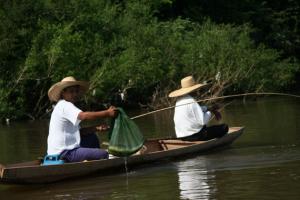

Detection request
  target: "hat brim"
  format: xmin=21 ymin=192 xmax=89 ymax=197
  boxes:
xmin=168 ymin=83 xmax=207 ymax=98
xmin=48 ymin=81 xmax=89 ymax=102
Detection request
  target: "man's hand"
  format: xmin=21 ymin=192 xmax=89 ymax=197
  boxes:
xmin=208 ymin=104 xmax=222 ymax=121
xmin=208 ymin=104 xmax=220 ymax=111
xmin=106 ymin=106 xmax=118 ymax=118
xmin=211 ymin=110 xmax=222 ymax=120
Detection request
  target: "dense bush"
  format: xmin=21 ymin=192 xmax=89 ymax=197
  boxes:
xmin=0 ymin=0 xmax=299 ymax=120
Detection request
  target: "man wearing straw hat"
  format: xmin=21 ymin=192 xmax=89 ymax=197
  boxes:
xmin=169 ymin=75 xmax=228 ymax=141
xmin=47 ymin=76 xmax=117 ymax=162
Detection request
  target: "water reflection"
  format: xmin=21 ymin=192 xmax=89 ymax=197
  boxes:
xmin=176 ymin=157 xmax=216 ymax=200
xmin=1 ymin=97 xmax=300 ymax=200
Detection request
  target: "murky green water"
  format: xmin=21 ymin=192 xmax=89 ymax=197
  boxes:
xmin=1 ymin=97 xmax=300 ymax=199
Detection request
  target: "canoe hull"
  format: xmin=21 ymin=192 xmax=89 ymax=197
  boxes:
xmin=0 ymin=127 xmax=244 ymax=184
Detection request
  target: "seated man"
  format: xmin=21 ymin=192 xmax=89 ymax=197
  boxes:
xmin=47 ymin=76 xmax=117 ymax=162
xmin=169 ymin=75 xmax=228 ymax=141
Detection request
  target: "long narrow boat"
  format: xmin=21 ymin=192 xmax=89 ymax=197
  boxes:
xmin=0 ymin=127 xmax=244 ymax=184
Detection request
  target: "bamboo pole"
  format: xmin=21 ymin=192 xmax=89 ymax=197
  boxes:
xmin=130 ymin=92 xmax=300 ymax=120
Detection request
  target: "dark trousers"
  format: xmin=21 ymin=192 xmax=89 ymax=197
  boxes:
xmin=80 ymin=133 xmax=100 ymax=148
xmin=181 ymin=124 xmax=229 ymax=141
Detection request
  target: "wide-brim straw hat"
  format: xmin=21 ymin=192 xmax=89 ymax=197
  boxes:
xmin=48 ymin=76 xmax=89 ymax=102
xmin=168 ymin=76 xmax=207 ymax=98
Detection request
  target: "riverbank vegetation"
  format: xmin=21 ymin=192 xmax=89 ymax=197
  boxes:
xmin=1 ymin=0 xmax=299 ymax=120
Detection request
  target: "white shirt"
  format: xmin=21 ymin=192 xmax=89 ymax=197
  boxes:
xmin=47 ymin=100 xmax=82 ymax=155
xmin=174 ymin=95 xmax=211 ymax=138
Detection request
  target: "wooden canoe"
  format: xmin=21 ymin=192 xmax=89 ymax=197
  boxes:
xmin=0 ymin=127 xmax=244 ymax=184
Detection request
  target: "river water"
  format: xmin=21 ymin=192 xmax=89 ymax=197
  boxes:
xmin=0 ymin=97 xmax=300 ymax=199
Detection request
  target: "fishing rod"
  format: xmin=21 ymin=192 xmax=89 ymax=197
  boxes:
xmin=130 ymin=92 xmax=300 ymax=120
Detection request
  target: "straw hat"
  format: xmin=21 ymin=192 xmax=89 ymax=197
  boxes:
xmin=168 ymin=76 xmax=207 ymax=98
xmin=48 ymin=76 xmax=89 ymax=102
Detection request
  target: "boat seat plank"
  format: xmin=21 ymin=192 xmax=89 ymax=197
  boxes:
xmin=159 ymin=141 xmax=168 ymax=151
xmin=158 ymin=139 xmax=205 ymax=150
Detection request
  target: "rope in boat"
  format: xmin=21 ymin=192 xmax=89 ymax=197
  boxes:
xmin=130 ymin=92 xmax=300 ymax=120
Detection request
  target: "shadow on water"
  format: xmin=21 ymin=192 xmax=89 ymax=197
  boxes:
xmin=1 ymin=96 xmax=300 ymax=199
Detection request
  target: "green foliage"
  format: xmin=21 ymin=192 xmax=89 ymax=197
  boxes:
xmin=0 ymin=0 xmax=299 ymax=119
xmin=160 ymin=0 xmax=300 ymax=60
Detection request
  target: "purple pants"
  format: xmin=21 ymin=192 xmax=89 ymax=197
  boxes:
xmin=61 ymin=147 xmax=108 ymax=162
xmin=59 ymin=133 xmax=108 ymax=162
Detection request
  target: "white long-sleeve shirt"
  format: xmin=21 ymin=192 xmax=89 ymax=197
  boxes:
xmin=174 ymin=95 xmax=211 ymax=138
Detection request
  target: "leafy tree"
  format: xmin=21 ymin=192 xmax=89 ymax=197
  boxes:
xmin=0 ymin=0 xmax=298 ymax=120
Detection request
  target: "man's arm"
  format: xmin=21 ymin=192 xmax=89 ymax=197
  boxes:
xmin=78 ymin=106 xmax=117 ymax=121
xmin=207 ymin=104 xmax=222 ymax=120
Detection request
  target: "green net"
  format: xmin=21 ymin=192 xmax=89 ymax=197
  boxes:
xmin=108 ymin=108 xmax=145 ymax=157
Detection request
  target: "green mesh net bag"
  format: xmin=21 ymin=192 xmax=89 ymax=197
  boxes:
xmin=108 ymin=108 xmax=145 ymax=157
